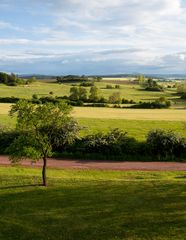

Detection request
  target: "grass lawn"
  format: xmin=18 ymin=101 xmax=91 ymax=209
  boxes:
xmin=0 ymin=167 xmax=186 ymax=240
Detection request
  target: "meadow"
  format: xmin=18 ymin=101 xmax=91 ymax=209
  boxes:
xmin=0 ymin=166 xmax=186 ymax=240
xmin=0 ymin=79 xmax=186 ymax=240
xmin=0 ymin=103 xmax=185 ymax=140
xmin=0 ymin=79 xmax=181 ymax=103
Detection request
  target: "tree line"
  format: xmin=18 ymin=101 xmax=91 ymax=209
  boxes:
xmin=0 ymin=72 xmax=34 ymax=86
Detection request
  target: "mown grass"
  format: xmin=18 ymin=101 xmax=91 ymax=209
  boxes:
xmin=0 ymin=167 xmax=186 ymax=240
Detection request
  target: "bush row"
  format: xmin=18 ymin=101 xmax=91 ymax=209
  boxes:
xmin=1 ymin=128 xmax=186 ymax=161
xmin=0 ymin=96 xmax=171 ymax=109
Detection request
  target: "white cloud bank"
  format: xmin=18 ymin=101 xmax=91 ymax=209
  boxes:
xmin=0 ymin=0 xmax=186 ymax=74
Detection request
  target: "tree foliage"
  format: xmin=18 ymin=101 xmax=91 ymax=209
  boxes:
xmin=8 ymin=100 xmax=80 ymax=186
xmin=0 ymin=72 xmax=27 ymax=86
xmin=109 ymin=92 xmax=121 ymax=104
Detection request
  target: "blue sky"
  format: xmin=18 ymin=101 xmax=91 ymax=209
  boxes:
xmin=0 ymin=0 xmax=186 ymax=74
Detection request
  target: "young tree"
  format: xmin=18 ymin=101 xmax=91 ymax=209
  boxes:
xmin=89 ymin=86 xmax=99 ymax=102
xmin=0 ymin=72 xmax=8 ymax=84
xmin=137 ymin=75 xmax=145 ymax=86
xmin=69 ymin=86 xmax=79 ymax=101
xmin=78 ymin=87 xmax=87 ymax=101
xmin=109 ymin=92 xmax=121 ymax=104
xmin=7 ymin=100 xmax=80 ymax=186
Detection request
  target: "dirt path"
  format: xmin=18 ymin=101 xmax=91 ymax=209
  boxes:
xmin=0 ymin=156 xmax=186 ymax=171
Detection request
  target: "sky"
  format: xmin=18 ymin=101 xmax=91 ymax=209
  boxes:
xmin=0 ymin=0 xmax=186 ymax=75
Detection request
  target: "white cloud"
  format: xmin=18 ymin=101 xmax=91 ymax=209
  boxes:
xmin=1 ymin=0 xmax=186 ymax=73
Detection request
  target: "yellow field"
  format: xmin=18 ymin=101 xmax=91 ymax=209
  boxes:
xmin=0 ymin=104 xmax=186 ymax=121
xmin=72 ymin=107 xmax=186 ymax=121
xmin=0 ymin=103 xmax=11 ymax=114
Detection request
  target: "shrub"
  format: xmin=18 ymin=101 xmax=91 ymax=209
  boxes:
xmin=180 ymin=92 xmax=186 ymax=99
xmin=80 ymin=82 xmax=94 ymax=87
xmin=147 ymin=129 xmax=186 ymax=160
xmin=0 ymin=97 xmax=20 ymax=103
xmin=87 ymin=103 xmax=108 ymax=107
xmin=144 ymin=78 xmax=164 ymax=92
xmin=122 ymin=98 xmax=136 ymax=104
xmin=0 ymin=127 xmax=20 ymax=153
xmin=78 ymin=129 xmax=138 ymax=156
xmin=106 ymin=85 xmax=113 ymax=89
xmin=109 ymin=92 xmax=121 ymax=104
xmin=130 ymin=100 xmax=171 ymax=109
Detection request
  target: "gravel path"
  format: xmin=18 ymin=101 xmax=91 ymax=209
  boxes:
xmin=0 ymin=156 xmax=186 ymax=171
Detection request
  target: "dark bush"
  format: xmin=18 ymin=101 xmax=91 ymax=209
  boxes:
xmin=0 ymin=97 xmax=20 ymax=103
xmin=87 ymin=103 xmax=108 ymax=107
xmin=122 ymin=98 xmax=136 ymax=104
xmin=76 ymin=129 xmax=139 ymax=156
xmin=130 ymin=101 xmax=171 ymax=109
xmin=147 ymin=129 xmax=186 ymax=160
xmin=0 ymin=128 xmax=20 ymax=153
xmin=106 ymin=85 xmax=113 ymax=89
xmin=80 ymin=82 xmax=94 ymax=87
xmin=181 ymin=92 xmax=186 ymax=99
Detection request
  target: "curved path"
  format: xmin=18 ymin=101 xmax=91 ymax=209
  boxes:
xmin=0 ymin=156 xmax=186 ymax=171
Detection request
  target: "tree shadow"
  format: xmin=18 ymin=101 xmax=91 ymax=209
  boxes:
xmin=0 ymin=181 xmax=186 ymax=239
xmin=0 ymin=183 xmax=42 ymax=190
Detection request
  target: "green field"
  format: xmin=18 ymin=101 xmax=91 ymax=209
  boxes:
xmin=0 ymin=82 xmax=71 ymax=98
xmin=78 ymin=118 xmax=186 ymax=140
xmin=0 ymin=79 xmax=185 ymax=141
xmin=0 ymin=104 xmax=185 ymax=140
xmin=0 ymin=167 xmax=186 ymax=240
xmin=0 ymin=80 xmax=183 ymax=104
xmin=96 ymin=81 xmax=178 ymax=102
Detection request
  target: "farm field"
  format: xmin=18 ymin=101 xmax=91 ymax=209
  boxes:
xmin=0 ymin=104 xmax=185 ymax=140
xmin=0 ymin=80 xmax=182 ymax=103
xmin=0 ymin=81 xmax=71 ymax=98
xmin=78 ymin=118 xmax=186 ymax=140
xmin=73 ymin=107 xmax=186 ymax=121
xmin=0 ymin=167 xmax=186 ymax=240
xmin=1 ymin=104 xmax=186 ymax=121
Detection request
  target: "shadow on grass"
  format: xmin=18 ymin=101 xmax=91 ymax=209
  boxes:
xmin=0 ymin=183 xmax=43 ymax=190
xmin=0 ymin=180 xmax=186 ymax=240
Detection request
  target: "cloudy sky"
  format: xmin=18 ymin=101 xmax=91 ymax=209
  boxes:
xmin=0 ymin=0 xmax=186 ymax=74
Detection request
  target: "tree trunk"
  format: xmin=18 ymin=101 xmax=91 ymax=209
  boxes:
xmin=42 ymin=157 xmax=47 ymax=186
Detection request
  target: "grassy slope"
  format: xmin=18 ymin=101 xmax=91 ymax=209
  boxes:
xmin=0 ymin=81 xmax=180 ymax=102
xmin=96 ymin=82 xmax=177 ymax=102
xmin=0 ymin=82 xmax=71 ymax=98
xmin=0 ymin=167 xmax=186 ymax=240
